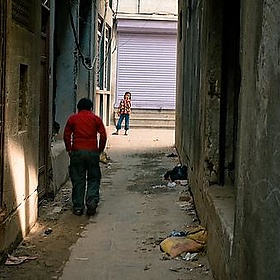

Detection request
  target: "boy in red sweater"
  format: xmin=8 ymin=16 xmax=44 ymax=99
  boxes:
xmin=63 ymin=98 xmax=107 ymax=216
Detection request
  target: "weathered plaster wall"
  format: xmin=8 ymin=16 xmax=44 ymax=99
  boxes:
xmin=233 ymin=1 xmax=280 ymax=279
xmin=176 ymin=1 xmax=232 ymax=279
xmin=48 ymin=0 xmax=79 ymax=196
xmin=0 ymin=1 xmax=41 ymax=258
xmin=177 ymin=0 xmax=280 ymax=279
xmin=50 ymin=0 xmax=116 ymax=194
xmin=55 ymin=0 xmax=78 ymax=131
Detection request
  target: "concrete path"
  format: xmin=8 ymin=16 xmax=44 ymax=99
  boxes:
xmin=59 ymin=128 xmax=212 ymax=280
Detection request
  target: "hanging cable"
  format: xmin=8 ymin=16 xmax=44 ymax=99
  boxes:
xmin=95 ymin=0 xmax=120 ymax=74
xmin=68 ymin=0 xmax=109 ymax=71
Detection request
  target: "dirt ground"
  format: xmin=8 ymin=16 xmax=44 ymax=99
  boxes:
xmin=0 ymin=128 xmax=213 ymax=280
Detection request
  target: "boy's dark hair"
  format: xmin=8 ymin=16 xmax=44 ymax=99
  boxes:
xmin=77 ymin=98 xmax=93 ymax=111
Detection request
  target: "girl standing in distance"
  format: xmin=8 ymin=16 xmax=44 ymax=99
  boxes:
xmin=112 ymin=92 xmax=131 ymax=135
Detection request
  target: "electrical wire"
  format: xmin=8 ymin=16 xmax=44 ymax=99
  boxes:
xmin=96 ymin=0 xmax=119 ymax=74
xmin=68 ymin=0 xmax=109 ymax=71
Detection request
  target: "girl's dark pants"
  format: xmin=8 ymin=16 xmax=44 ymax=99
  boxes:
xmin=69 ymin=150 xmax=101 ymax=211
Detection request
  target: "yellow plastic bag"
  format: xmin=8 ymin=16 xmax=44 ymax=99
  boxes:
xmin=160 ymin=226 xmax=207 ymax=257
xmin=99 ymin=151 xmax=109 ymax=164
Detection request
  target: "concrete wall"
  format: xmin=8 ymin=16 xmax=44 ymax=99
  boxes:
xmin=50 ymin=0 xmax=115 ymax=194
xmin=52 ymin=0 xmax=115 ymax=133
xmin=232 ymin=1 xmax=280 ymax=279
xmin=176 ymin=0 xmax=280 ymax=279
xmin=48 ymin=0 xmax=79 ymax=195
xmin=0 ymin=0 xmax=41 ymax=259
xmin=176 ymin=1 xmax=232 ymax=279
xmin=95 ymin=0 xmax=115 ymax=126
xmin=54 ymin=0 xmax=78 ymax=131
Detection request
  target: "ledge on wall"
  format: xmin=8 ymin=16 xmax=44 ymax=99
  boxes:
xmin=203 ymin=184 xmax=235 ymax=280
xmin=50 ymin=140 xmax=69 ymax=196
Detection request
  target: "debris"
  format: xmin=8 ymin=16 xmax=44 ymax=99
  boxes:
xmin=182 ymin=252 xmax=198 ymax=261
xmin=169 ymin=267 xmax=183 ymax=272
xmin=75 ymin=257 xmax=89 ymax=261
xmin=177 ymin=180 xmax=188 ymax=186
xmin=178 ymin=194 xmax=192 ymax=202
xmin=160 ymin=226 xmax=207 ymax=257
xmin=5 ymin=254 xmax=37 ymax=266
xmin=44 ymin=228 xmax=53 ymax=235
xmin=164 ymin=165 xmax=188 ymax=182
xmin=144 ymin=264 xmax=152 ymax=270
xmin=169 ymin=230 xmax=188 ymax=237
xmin=166 ymin=152 xmax=178 ymax=158
xmin=152 ymin=184 xmax=167 ymax=189
xmin=49 ymin=206 xmax=62 ymax=214
xmin=167 ymin=182 xmax=176 ymax=188
xmin=177 ymin=201 xmax=193 ymax=211
xmin=160 ymin=255 xmax=171 ymax=261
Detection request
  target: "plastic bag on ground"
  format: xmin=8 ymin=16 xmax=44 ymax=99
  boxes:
xmin=160 ymin=225 xmax=207 ymax=257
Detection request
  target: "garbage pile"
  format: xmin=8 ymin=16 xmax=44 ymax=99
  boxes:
xmin=164 ymin=164 xmax=188 ymax=182
xmin=160 ymin=158 xmax=207 ymax=262
xmin=160 ymin=225 xmax=207 ymax=258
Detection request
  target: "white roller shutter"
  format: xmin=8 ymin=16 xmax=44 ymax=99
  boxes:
xmin=116 ymin=32 xmax=177 ymax=109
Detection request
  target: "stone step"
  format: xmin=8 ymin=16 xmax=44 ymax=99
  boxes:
xmin=129 ymin=123 xmax=175 ymax=129
xmin=113 ymin=109 xmax=175 ymax=129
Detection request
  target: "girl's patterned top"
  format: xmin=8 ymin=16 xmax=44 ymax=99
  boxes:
xmin=118 ymin=99 xmax=131 ymax=115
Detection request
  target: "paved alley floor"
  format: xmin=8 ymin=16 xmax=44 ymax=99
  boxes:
xmin=59 ymin=127 xmax=213 ymax=280
xmin=0 ymin=127 xmax=213 ymax=280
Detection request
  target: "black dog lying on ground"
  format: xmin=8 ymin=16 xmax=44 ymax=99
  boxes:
xmin=164 ymin=165 xmax=188 ymax=182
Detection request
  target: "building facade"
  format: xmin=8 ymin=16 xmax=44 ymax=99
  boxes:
xmin=176 ymin=0 xmax=280 ymax=279
xmin=113 ymin=0 xmax=177 ymax=128
xmin=0 ymin=0 xmax=116 ymax=261
xmin=0 ymin=0 xmax=42 ymax=260
xmin=49 ymin=0 xmax=115 ymax=194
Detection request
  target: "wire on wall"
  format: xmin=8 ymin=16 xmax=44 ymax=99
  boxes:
xmin=96 ymin=0 xmax=119 ymax=74
xmin=68 ymin=0 xmax=109 ymax=71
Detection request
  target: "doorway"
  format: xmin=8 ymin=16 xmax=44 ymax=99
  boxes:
xmin=38 ymin=1 xmax=51 ymax=200
xmin=0 ymin=0 xmax=7 ymax=206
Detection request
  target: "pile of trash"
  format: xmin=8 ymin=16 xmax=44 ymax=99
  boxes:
xmin=160 ymin=225 xmax=207 ymax=258
xmin=164 ymin=164 xmax=188 ymax=182
xmin=160 ymin=155 xmax=206 ymax=260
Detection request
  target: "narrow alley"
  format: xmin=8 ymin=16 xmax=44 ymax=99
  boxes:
xmin=0 ymin=128 xmax=212 ymax=280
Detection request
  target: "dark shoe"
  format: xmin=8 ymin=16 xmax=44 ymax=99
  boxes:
xmin=86 ymin=204 xmax=98 ymax=216
xmin=86 ymin=208 xmax=96 ymax=216
xmin=73 ymin=209 xmax=83 ymax=216
xmin=112 ymin=131 xmax=119 ymax=135
xmin=124 ymin=130 xmax=128 ymax=136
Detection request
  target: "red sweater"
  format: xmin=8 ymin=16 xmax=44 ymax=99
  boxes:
xmin=63 ymin=110 xmax=107 ymax=153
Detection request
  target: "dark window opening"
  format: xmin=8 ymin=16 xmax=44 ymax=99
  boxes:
xmin=12 ymin=0 xmax=35 ymax=31
xmin=99 ymin=94 xmax=104 ymax=120
xmin=0 ymin=0 xmax=7 ymax=206
xmin=219 ymin=0 xmax=241 ymax=186
xmin=18 ymin=64 xmax=28 ymax=132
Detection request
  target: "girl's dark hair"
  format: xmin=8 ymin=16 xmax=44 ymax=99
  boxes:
xmin=124 ymin=92 xmax=131 ymax=98
xmin=77 ymin=98 xmax=93 ymax=111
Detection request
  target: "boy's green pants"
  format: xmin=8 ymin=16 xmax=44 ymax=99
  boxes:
xmin=69 ymin=150 xmax=101 ymax=211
